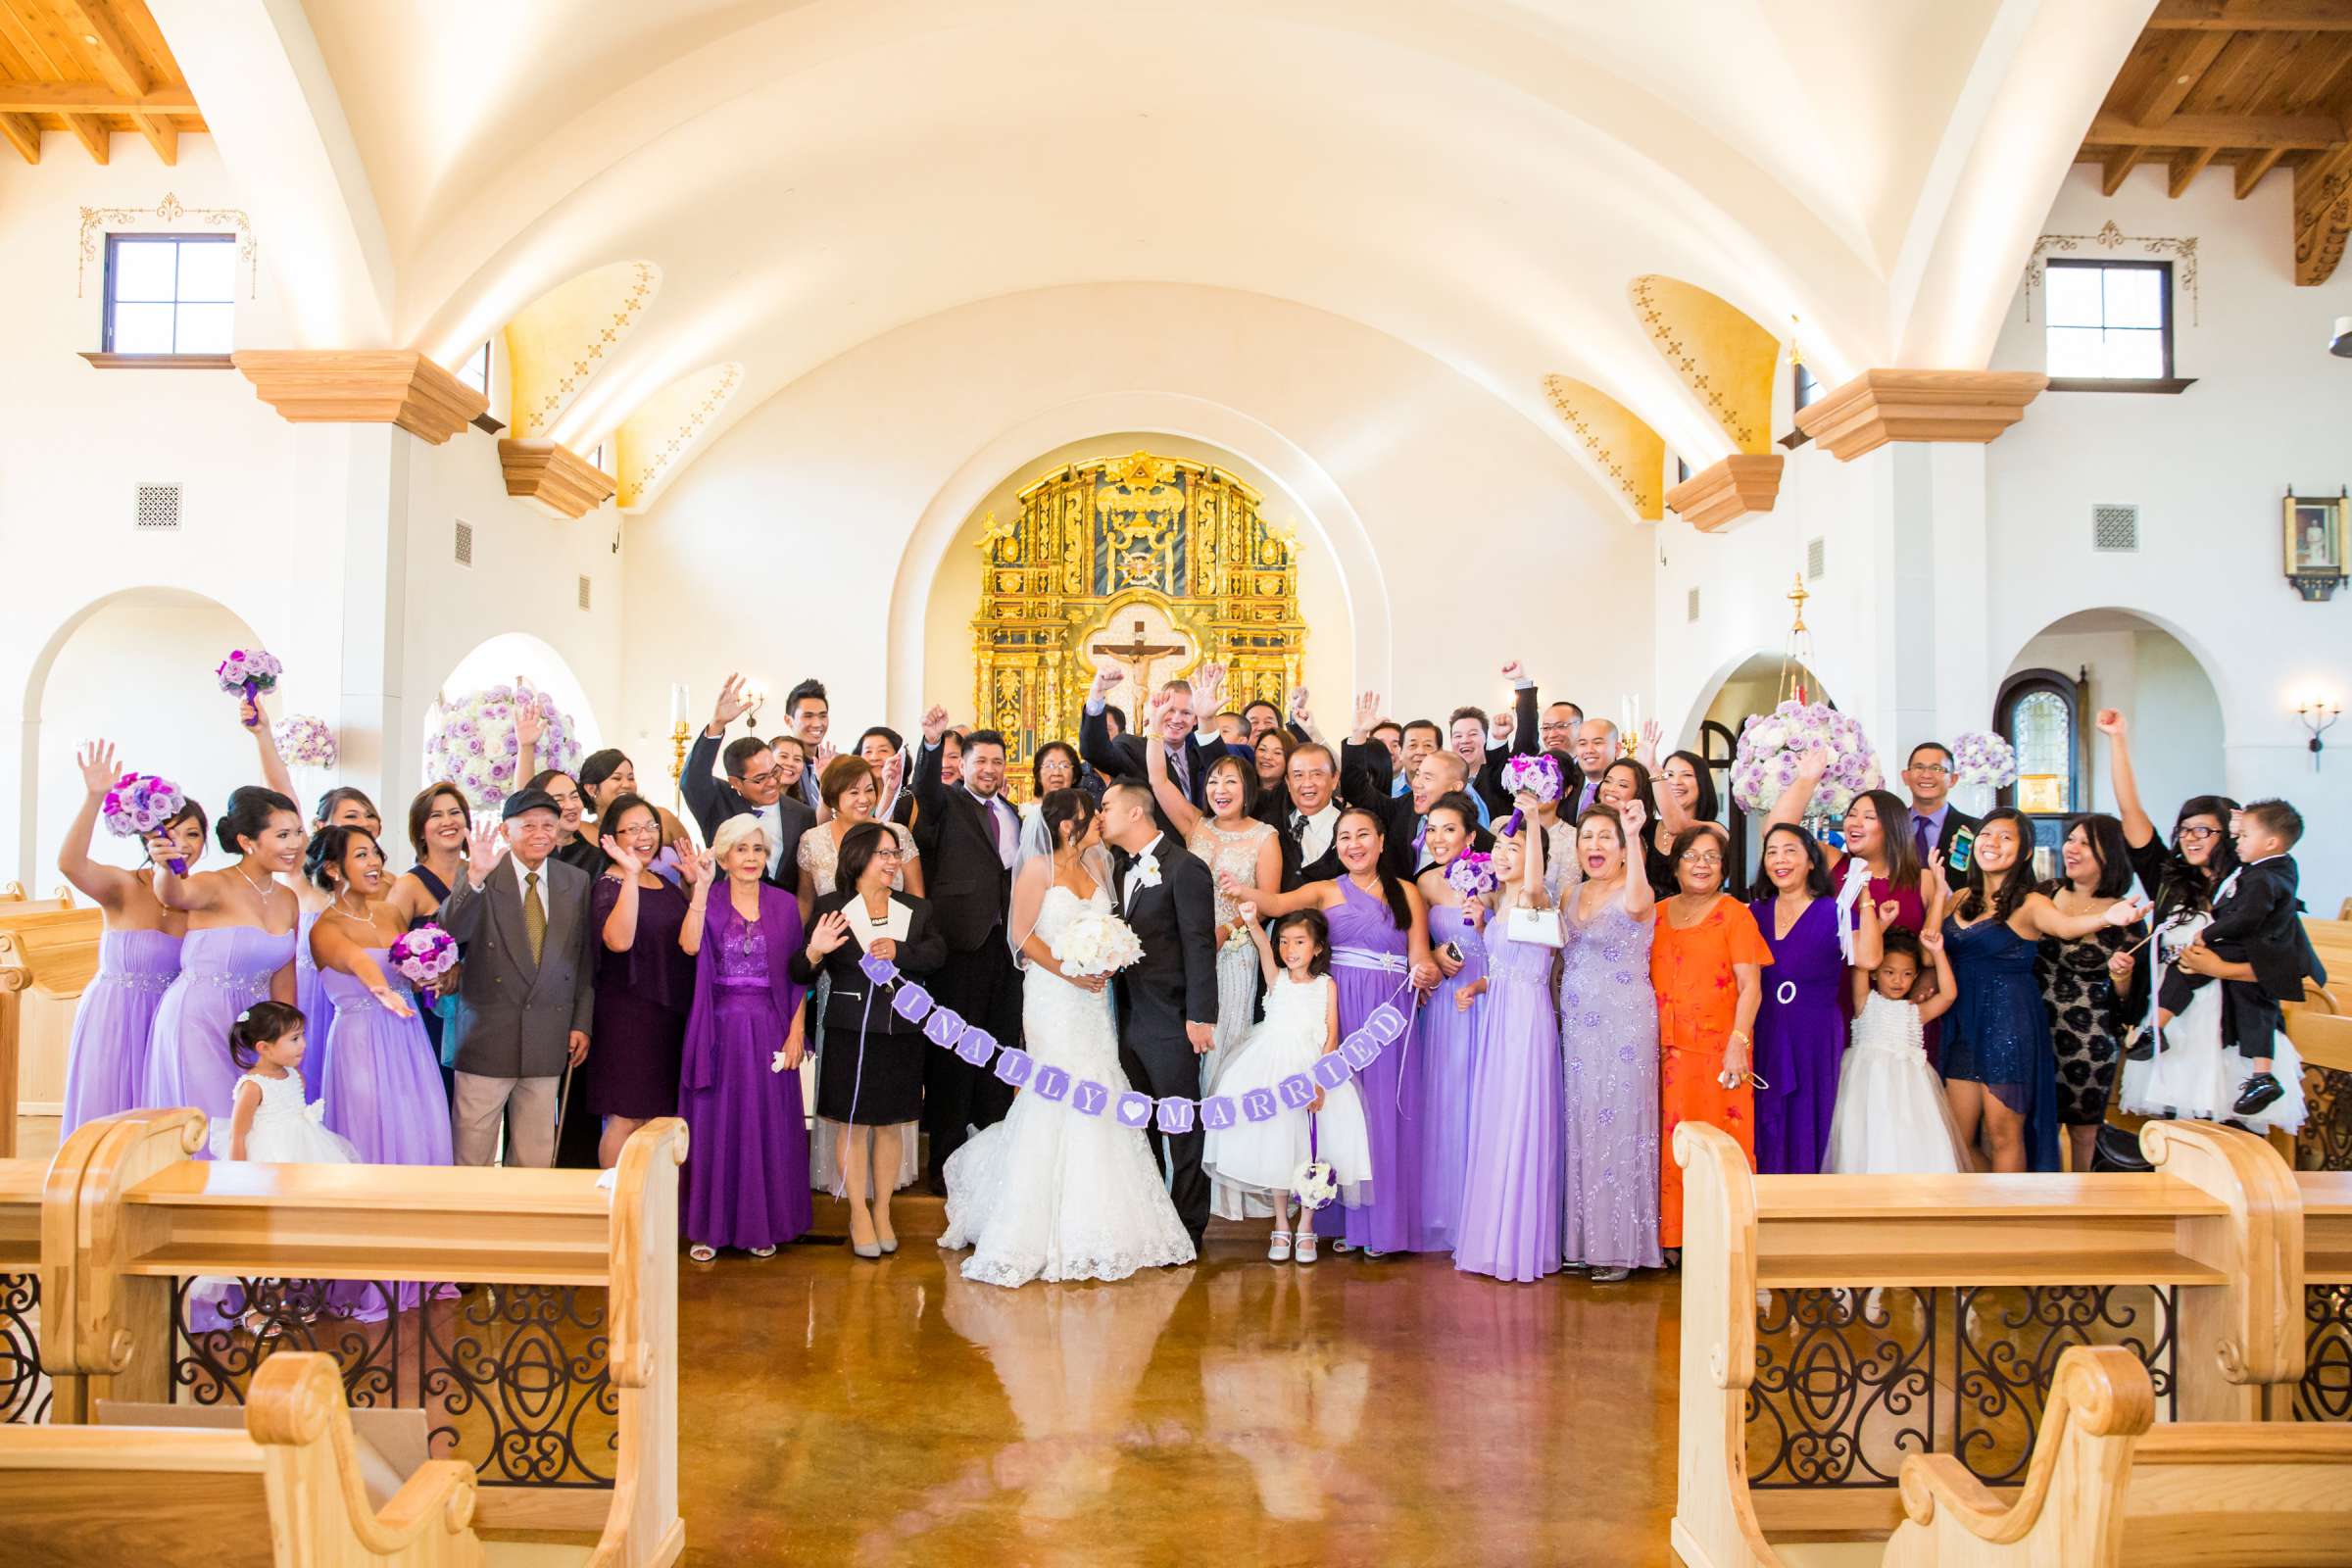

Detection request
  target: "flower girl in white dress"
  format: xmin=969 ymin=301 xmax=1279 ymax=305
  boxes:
xmin=211 ymin=1000 xmax=360 ymax=1163
xmin=1202 ymin=906 xmax=1373 ymax=1263
xmin=1827 ymin=928 xmax=1968 ymax=1174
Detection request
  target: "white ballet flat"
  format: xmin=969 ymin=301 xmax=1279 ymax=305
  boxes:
xmin=1293 ymin=1229 xmax=1318 ymax=1264
xmin=1267 ymin=1230 xmax=1294 ymax=1263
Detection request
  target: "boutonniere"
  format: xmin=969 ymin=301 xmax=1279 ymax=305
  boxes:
xmin=1134 ymin=852 xmax=1162 ymax=891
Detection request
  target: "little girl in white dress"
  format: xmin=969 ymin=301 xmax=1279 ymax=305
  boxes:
xmin=1828 ymin=928 xmax=1968 ymax=1174
xmin=210 ymin=1001 xmax=360 ymax=1164
xmin=1202 ymin=906 xmax=1373 ymax=1263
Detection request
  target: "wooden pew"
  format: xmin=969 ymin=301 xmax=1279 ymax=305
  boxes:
xmin=0 ymin=904 xmax=104 ymax=1151
xmin=0 ymin=1351 xmax=483 ymax=1567
xmin=1670 ymin=1118 xmax=2306 ymax=1568
xmin=1884 ymin=1345 xmax=2352 ymax=1567
xmin=29 ymin=1108 xmax=687 ymax=1566
xmin=0 ymin=883 xmax=74 ymax=911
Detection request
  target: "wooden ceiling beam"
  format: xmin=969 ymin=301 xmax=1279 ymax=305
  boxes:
xmin=2148 ymin=0 xmax=2352 ymax=26
xmin=0 ymin=111 xmax=37 ymax=164
xmin=55 ymin=0 xmax=149 ymax=97
xmin=2103 ymin=144 xmax=2148 ymax=195
xmin=2132 ymin=30 xmax=2231 ymax=126
xmin=2087 ymin=111 xmax=2346 ymax=148
xmin=128 ymin=108 xmax=172 ymax=164
xmin=2171 ymin=144 xmax=2220 ymax=195
xmin=0 ymin=79 xmax=194 ymax=113
xmin=62 ymin=110 xmax=106 ymax=163
xmin=2238 ymin=146 xmax=2286 ymax=195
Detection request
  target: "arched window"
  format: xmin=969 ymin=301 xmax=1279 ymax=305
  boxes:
xmin=1996 ymin=668 xmax=2082 ymax=865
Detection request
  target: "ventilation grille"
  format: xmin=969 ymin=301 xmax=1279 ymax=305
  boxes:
xmin=577 ymin=574 xmax=592 ymax=611
xmin=135 ymin=484 xmax=180 ymax=530
xmin=2092 ymin=503 xmax=2140 ymax=553
xmin=1687 ymin=586 xmax=1701 ymax=623
xmin=1806 ymin=537 xmax=1827 ymax=579
xmin=454 ymin=520 xmax=473 ymax=565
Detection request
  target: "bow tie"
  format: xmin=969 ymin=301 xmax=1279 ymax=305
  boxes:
xmin=1110 ymin=846 xmax=1135 ymax=867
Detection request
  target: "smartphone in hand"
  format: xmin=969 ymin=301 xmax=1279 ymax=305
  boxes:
xmin=1947 ymin=824 xmax=1977 ymax=875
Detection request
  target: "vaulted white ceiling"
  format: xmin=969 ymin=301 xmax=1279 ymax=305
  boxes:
xmin=147 ymin=0 xmax=2152 ymax=507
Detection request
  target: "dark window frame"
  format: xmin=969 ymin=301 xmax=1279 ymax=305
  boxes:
xmin=1792 ymin=360 xmax=1820 ymax=412
xmin=101 ymin=231 xmax=236 ymax=356
xmin=2043 ymin=257 xmax=2175 ymax=381
xmin=1995 ymin=668 xmax=2083 ymax=858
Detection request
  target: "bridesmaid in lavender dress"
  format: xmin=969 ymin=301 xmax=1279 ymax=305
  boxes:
xmin=1412 ymin=793 xmax=1492 ymax=1253
xmin=305 ymin=825 xmax=452 ymax=1165
xmin=1453 ymin=818 xmax=1563 ymax=1283
xmin=1238 ymin=807 xmax=1437 ymax=1256
xmin=1558 ymin=800 xmax=1662 ymax=1281
xmin=1747 ymin=824 xmax=1881 ymax=1176
xmin=145 ymin=786 xmax=305 ymax=1151
xmin=55 ymin=741 xmax=198 ymax=1135
xmin=678 ymin=814 xmax=811 ymax=1261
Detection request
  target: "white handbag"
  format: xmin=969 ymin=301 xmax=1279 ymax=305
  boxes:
xmin=1505 ymin=904 xmax=1564 ymax=948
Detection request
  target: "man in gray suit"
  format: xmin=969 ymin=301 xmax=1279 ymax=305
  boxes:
xmin=437 ymin=788 xmax=596 ymax=1167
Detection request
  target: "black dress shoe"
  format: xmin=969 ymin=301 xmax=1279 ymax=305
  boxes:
xmin=2232 ymin=1072 xmax=2284 ymax=1116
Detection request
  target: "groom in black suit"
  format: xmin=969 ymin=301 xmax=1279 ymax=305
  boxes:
xmin=1099 ymin=781 xmax=1221 ymax=1245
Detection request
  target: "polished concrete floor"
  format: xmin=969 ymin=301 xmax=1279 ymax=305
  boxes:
xmin=681 ymin=1197 xmax=1681 ymax=1567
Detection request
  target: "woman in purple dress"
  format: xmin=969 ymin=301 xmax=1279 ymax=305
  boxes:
xmin=677 ymin=813 xmax=811 ymax=1261
xmin=1454 ymin=816 xmax=1563 ymax=1283
xmin=289 ymin=788 xmax=380 ymax=1103
xmin=305 ymin=825 xmax=452 ymax=1165
xmin=1748 ymin=824 xmax=1881 ymax=1175
xmin=587 ymin=794 xmax=695 ymax=1169
xmin=145 ymin=787 xmax=305 ymax=1149
xmin=1412 ymin=791 xmax=1491 ymax=1252
xmin=1238 ymin=806 xmax=1437 ymax=1256
xmin=55 ymin=740 xmax=200 ymax=1135
xmin=1559 ymin=800 xmax=1662 ymax=1281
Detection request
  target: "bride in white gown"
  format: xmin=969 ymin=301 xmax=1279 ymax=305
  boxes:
xmin=939 ymin=789 xmax=1197 ymax=1287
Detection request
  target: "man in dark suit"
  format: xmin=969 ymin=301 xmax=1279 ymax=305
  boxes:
xmin=1381 ymin=750 xmax=1496 ymax=880
xmin=1273 ymin=694 xmax=1396 ymax=890
xmin=437 ymin=791 xmax=596 ymax=1167
xmin=1446 ymin=705 xmax=1514 ymax=821
xmin=1902 ymin=741 xmax=1983 ymax=865
xmin=910 ymin=708 xmax=1024 ymax=1189
xmin=1502 ymin=660 xmax=1583 ymax=760
xmin=684 ymin=672 xmax=813 ymax=888
xmin=1099 ymin=781 xmax=1220 ymax=1245
xmin=782 ymin=677 xmax=833 ymax=812
xmin=1080 ymin=667 xmax=1245 ymax=833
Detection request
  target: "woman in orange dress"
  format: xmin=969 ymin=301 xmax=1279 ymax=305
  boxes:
xmin=1649 ymin=822 xmax=1771 ymax=1256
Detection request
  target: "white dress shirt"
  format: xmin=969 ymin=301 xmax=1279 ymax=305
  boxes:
xmin=507 ymin=850 xmax=552 ymax=923
xmin=1294 ymin=803 xmax=1340 ymax=867
xmin=1122 ymin=832 xmax=1165 ymax=912
xmin=748 ymin=801 xmax=786 ymax=877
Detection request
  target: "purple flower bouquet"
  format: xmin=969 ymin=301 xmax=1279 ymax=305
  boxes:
xmin=103 ymin=771 xmax=189 ymax=874
xmin=423 ymin=680 xmax=581 ymax=811
xmin=218 ymin=648 xmax=284 ymax=726
xmin=1730 ymin=700 xmax=1883 ymax=820
xmin=1498 ymin=752 xmax=1563 ymax=836
xmin=389 ymin=923 xmax=461 ymax=1015
xmin=1446 ymin=850 xmax=1498 ymax=901
xmin=1950 ymin=729 xmax=2018 ymax=791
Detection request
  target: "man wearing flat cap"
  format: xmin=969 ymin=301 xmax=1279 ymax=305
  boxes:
xmin=437 ymin=787 xmax=597 ymax=1167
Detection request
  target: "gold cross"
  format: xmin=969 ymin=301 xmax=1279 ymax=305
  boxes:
xmin=1091 ymin=617 xmax=1187 ymax=694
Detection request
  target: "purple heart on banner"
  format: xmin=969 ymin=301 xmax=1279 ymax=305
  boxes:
xmin=1365 ymin=1004 xmax=1405 ymax=1044
xmin=1241 ymin=1088 xmax=1278 ymax=1123
xmin=1154 ymin=1098 xmax=1196 ymax=1134
xmin=1115 ymin=1092 xmax=1154 ymax=1127
xmin=858 ymin=954 xmax=898 ymax=986
xmin=1200 ymin=1095 xmax=1237 ymax=1130
xmin=892 ymin=983 xmax=936 ymax=1024
xmin=956 ymin=1026 xmax=996 ymax=1067
xmin=1071 ymin=1080 xmax=1109 ymax=1117
xmin=991 ymin=1046 xmax=1034 ymax=1087
xmin=1276 ymin=1074 xmax=1316 ymax=1110
xmin=919 ymin=1004 xmax=965 ymax=1047
xmin=1033 ymin=1064 xmax=1071 ymax=1102
xmin=1311 ymin=1053 xmax=1354 ymax=1090
xmin=1340 ymin=1030 xmax=1378 ymax=1068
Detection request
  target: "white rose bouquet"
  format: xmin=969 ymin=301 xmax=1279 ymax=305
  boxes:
xmin=1950 ymin=730 xmax=2018 ymax=791
xmin=421 ymin=680 xmax=581 ymax=810
xmin=1051 ymin=908 xmax=1146 ymax=978
xmin=1730 ymin=700 xmax=1883 ymax=820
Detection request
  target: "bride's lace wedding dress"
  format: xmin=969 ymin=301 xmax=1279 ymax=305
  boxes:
xmin=939 ymin=876 xmax=1197 ymax=1287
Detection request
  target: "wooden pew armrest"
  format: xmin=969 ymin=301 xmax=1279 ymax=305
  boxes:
xmin=1899 ymin=1454 xmax=2016 ymax=1541
xmin=248 ymin=1353 xmax=478 ymax=1555
xmin=372 ymin=1459 xmax=480 ymax=1546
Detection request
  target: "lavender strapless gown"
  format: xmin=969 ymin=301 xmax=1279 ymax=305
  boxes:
xmin=293 ymin=909 xmax=334 ymax=1105
xmin=144 ymin=925 xmax=296 ymax=1155
xmin=1412 ymin=903 xmax=1489 ymax=1252
xmin=318 ymin=953 xmax=452 ymax=1165
xmin=61 ymin=928 xmax=182 ymax=1135
xmin=1454 ymin=917 xmax=1564 ymax=1282
xmin=1313 ymin=879 xmax=1422 ymax=1253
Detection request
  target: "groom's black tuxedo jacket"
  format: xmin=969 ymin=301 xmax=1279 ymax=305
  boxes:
xmin=1109 ymin=836 xmax=1221 ymax=1035
xmin=910 ymin=737 xmax=1014 ymax=953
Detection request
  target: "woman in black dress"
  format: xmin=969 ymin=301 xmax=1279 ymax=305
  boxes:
xmin=396 ymin=782 xmax=472 ymax=1099
xmin=2034 ymin=813 xmax=2143 ymax=1172
xmin=587 ymin=794 xmax=696 ymax=1167
xmin=791 ymin=820 xmax=946 ymax=1257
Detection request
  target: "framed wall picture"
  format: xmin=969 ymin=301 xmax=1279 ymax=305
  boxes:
xmin=2283 ymin=492 xmax=2348 ymax=601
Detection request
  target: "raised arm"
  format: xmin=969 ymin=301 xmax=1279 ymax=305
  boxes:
xmin=1240 ymin=902 xmax=1280 ymax=987
xmin=678 ymin=850 xmax=715 ymax=956
xmin=1764 ymin=747 xmax=1830 ymax=833
xmin=1616 ymin=802 xmax=1656 ymax=921
xmin=1079 ymin=668 xmax=1139 ymax=780
xmin=309 ymin=911 xmax=412 ymax=1016
xmin=1223 ymin=867 xmax=1331 ymax=919
xmin=1916 ymin=928 xmax=1959 ymax=1024
xmin=1501 ymin=662 xmax=1541 ymax=758
xmin=241 ymin=697 xmax=297 ymax=805
xmin=57 ymin=741 xmax=138 ymax=910
xmin=435 ymin=819 xmax=509 ymax=942
xmin=2022 ymin=890 xmax=2149 ymax=942
xmin=597 ymin=849 xmax=642 ymax=953
xmin=513 ymin=704 xmax=543 ymax=795
xmin=2094 ymin=710 xmax=2156 ymax=850
xmin=912 ymin=705 xmax=953 ymax=823
xmin=1287 ymin=685 xmax=1326 ymax=748
xmin=1140 ymin=694 xmax=1204 ymax=838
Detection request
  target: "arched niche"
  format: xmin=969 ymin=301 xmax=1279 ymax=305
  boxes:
xmin=426 ymin=632 xmax=605 ymax=790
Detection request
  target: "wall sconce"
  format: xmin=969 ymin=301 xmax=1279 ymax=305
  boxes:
xmin=742 ymin=680 xmax=768 ymax=731
xmin=2282 ymin=487 xmax=2348 ymax=601
xmin=2298 ymin=696 xmax=2341 ymax=769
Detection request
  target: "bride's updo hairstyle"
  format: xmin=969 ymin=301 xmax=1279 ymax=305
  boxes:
xmin=1040 ymin=787 xmax=1095 ymax=850
xmin=217 ymin=786 xmax=300 ymax=856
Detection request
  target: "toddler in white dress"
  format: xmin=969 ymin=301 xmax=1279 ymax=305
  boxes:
xmin=1827 ymin=929 xmax=1968 ymax=1174
xmin=210 ymin=1000 xmax=360 ymax=1164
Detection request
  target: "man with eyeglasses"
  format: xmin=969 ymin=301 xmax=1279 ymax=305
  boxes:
xmin=1500 ymin=659 xmax=1583 ymax=762
xmin=1903 ymin=741 xmax=1981 ymax=866
xmin=682 ymin=671 xmax=813 ymax=887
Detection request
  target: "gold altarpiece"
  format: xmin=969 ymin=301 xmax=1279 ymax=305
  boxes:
xmin=971 ymin=451 xmax=1307 ymax=799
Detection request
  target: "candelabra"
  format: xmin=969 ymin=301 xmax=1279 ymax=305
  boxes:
xmin=2298 ymin=697 xmax=2341 ymax=770
xmin=669 ymin=720 xmax=690 ymax=806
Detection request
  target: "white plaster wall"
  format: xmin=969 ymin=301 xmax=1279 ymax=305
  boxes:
xmin=1985 ymin=165 xmax=2352 ymax=907
xmin=624 ymin=284 xmax=1653 ymax=781
xmin=2002 ymin=623 xmax=2225 ymax=834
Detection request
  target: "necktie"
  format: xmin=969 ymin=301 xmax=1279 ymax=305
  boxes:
xmin=1913 ymin=816 xmax=1932 ymax=863
xmin=1171 ymin=745 xmax=1192 ymax=798
xmin=1413 ymin=815 xmax=1429 ymax=853
xmin=522 ymin=870 xmax=547 ymax=964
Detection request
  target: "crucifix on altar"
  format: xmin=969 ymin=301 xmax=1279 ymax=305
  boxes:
xmin=1088 ymin=605 xmax=1194 ymax=695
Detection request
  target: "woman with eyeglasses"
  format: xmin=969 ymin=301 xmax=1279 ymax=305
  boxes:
xmin=1649 ymin=823 xmax=1771 ymax=1259
xmin=584 ymin=794 xmax=696 ymax=1167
